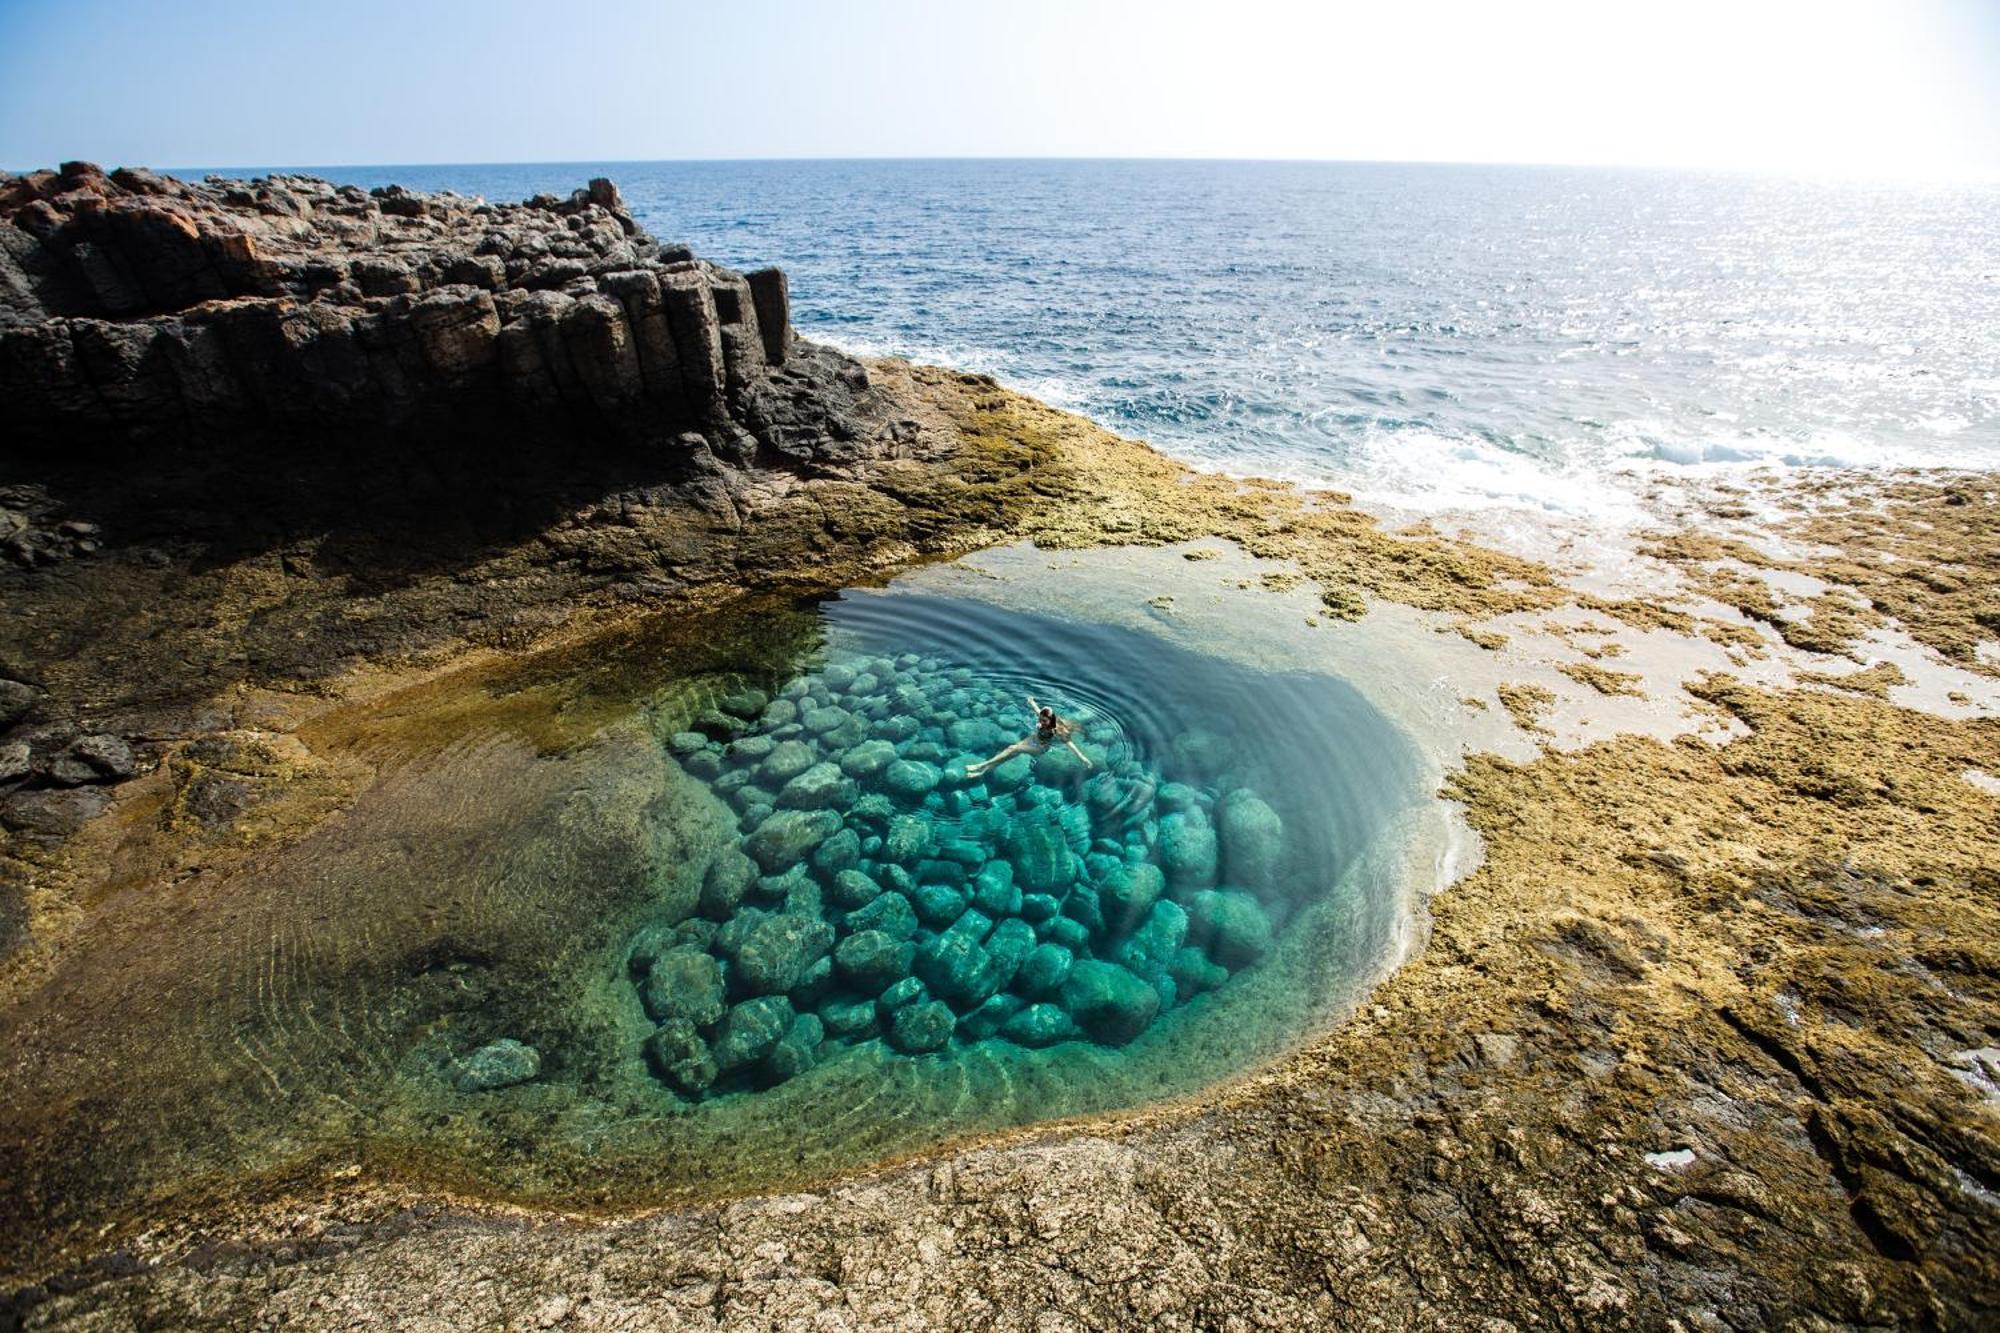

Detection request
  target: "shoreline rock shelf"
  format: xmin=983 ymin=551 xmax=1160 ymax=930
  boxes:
xmin=628 ymin=650 xmax=1290 ymax=1099
xmin=0 ymin=163 xmax=851 ymax=454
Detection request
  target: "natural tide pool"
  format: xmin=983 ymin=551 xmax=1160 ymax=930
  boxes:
xmin=0 ymin=544 xmax=1455 ymax=1268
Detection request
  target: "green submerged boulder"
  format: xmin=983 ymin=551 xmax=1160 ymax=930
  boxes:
xmin=1000 ymin=1003 xmax=1078 ymax=1048
xmin=1059 ymin=961 xmax=1160 ymax=1045
xmin=711 ymin=995 xmax=795 ymax=1073
xmin=758 ymin=739 xmax=817 ymax=786
xmin=882 ymin=759 xmax=942 ymax=800
xmin=1116 ymin=900 xmax=1189 ymax=984
xmin=1096 ymin=861 xmax=1164 ymax=934
xmin=1016 ymin=942 xmax=1073 ymax=997
xmin=778 ymin=762 xmax=853 ymax=811
xmin=639 ymin=947 xmax=727 ymax=1026
xmin=834 ymin=928 xmax=914 ymax=995
xmin=745 ymin=808 xmax=842 ymax=871
xmin=1218 ymin=791 xmax=1283 ymax=891
xmin=839 ymin=738 xmax=899 ymax=778
xmin=721 ymin=910 xmax=836 ymax=995
xmin=889 ymin=999 xmax=955 ymax=1053
xmin=765 ymin=1012 xmax=824 ymax=1082
xmin=644 ymin=1021 xmax=717 ymax=1097
xmin=453 ymin=1038 xmax=541 ymax=1092
xmin=847 ymin=887 xmax=918 ymax=940
xmin=1188 ymin=888 xmax=1275 ymax=968
xmin=1158 ymin=809 xmax=1219 ymax=891
xmin=700 ymin=851 xmax=757 ymax=919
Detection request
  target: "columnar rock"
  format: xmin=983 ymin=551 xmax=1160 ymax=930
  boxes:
xmin=0 ymin=162 xmax=862 ymax=452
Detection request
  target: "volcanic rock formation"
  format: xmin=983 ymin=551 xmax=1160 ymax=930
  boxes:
xmin=0 ymin=162 xmax=855 ymax=463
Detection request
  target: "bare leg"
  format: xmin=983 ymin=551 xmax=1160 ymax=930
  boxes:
xmin=966 ymin=740 xmax=1032 ymax=777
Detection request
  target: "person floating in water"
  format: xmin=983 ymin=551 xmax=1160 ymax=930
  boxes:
xmin=965 ymin=695 xmax=1094 ymax=778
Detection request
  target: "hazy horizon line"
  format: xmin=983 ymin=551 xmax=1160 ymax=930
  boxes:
xmin=11 ymin=153 xmax=1995 ymax=188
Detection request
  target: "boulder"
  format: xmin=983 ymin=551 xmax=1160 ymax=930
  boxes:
xmin=834 ymin=928 xmax=913 ymax=996
xmin=819 ymin=996 xmax=878 ymax=1038
xmin=1059 ymin=961 xmax=1161 ymax=1045
xmin=883 ymin=813 xmax=934 ymax=862
xmin=1158 ymin=809 xmax=1219 ymax=892
xmin=1016 ymin=942 xmax=1073 ymax=998
xmin=719 ymin=910 xmax=834 ymax=996
xmin=1168 ymin=945 xmax=1228 ymax=997
xmin=1218 ymin=791 xmax=1284 ymax=891
xmin=744 ymin=808 xmax=842 ymax=871
xmin=777 ymin=761 xmax=853 ymax=811
xmin=881 ymin=759 xmax=941 ymax=801
xmin=888 ymin=999 xmax=954 ymax=1053
xmin=847 ymin=889 xmax=918 ymax=941
xmin=1096 ymin=861 xmax=1165 ymax=934
xmin=1188 ymin=888 xmax=1274 ymax=968
xmin=643 ymin=1021 xmax=718 ymax=1097
xmin=912 ymin=882 xmax=968 ymax=927
xmin=1000 ymin=1003 xmax=1078 ymax=1048
xmin=956 ymin=993 xmax=1025 ymax=1041
xmin=764 ymin=1012 xmax=824 ymax=1082
xmin=1116 ymin=900 xmax=1189 ymax=985
xmin=812 ymin=826 xmax=861 ymax=875
xmin=639 ymin=947 xmax=727 ymax=1026
xmin=758 ymin=739 xmax=817 ymax=786
xmin=1003 ymin=818 xmax=1076 ymax=894
xmin=711 ymin=995 xmax=795 ymax=1073
xmin=0 ymin=679 xmax=37 ymax=727
xmin=452 ymin=1038 xmax=540 ymax=1092
xmin=839 ymin=738 xmax=898 ymax=778
xmin=877 ymin=976 xmax=926 ymax=1013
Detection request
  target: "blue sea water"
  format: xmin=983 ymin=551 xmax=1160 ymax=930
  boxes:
xmin=199 ymin=158 xmax=2000 ymax=516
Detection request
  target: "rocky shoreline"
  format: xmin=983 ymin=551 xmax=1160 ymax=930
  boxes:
xmin=2 ymin=172 xmax=1996 ymax=1330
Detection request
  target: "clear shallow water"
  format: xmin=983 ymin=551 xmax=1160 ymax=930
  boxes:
xmin=200 ymin=158 xmax=2000 ymax=515
xmin=0 ymin=562 xmax=1427 ymax=1259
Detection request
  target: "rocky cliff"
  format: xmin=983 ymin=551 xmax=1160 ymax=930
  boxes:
xmin=0 ymin=162 xmax=865 ymax=465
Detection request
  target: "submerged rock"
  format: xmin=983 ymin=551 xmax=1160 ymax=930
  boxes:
xmin=1000 ymin=1003 xmax=1078 ymax=1048
xmin=712 ymin=996 xmax=795 ymax=1073
xmin=721 ymin=910 xmax=835 ymax=996
xmin=453 ymin=1039 xmax=540 ymax=1092
xmin=744 ymin=808 xmax=842 ymax=871
xmin=1188 ymin=889 xmax=1274 ymax=969
xmin=639 ymin=948 xmax=727 ymax=1026
xmin=643 ymin=1022 xmax=718 ymax=1097
xmin=888 ymin=999 xmax=954 ymax=1053
xmin=1218 ymin=791 xmax=1284 ymax=891
xmin=1060 ymin=961 xmax=1161 ymax=1045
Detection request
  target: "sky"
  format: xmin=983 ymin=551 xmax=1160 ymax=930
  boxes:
xmin=2 ymin=0 xmax=1995 ymax=178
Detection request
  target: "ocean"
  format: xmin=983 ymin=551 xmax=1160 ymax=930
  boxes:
xmin=201 ymin=158 xmax=2000 ymax=517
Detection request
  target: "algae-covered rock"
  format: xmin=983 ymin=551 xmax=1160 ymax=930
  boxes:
xmin=1060 ymin=961 xmax=1161 ymax=1045
xmin=912 ymin=881 xmax=969 ymax=927
xmin=1117 ymin=899 xmax=1189 ymax=984
xmin=778 ymin=762 xmax=853 ymax=811
xmin=724 ymin=734 xmax=776 ymax=767
xmin=1000 ymin=1003 xmax=1078 ymax=1048
xmin=956 ymin=992 xmax=1025 ymax=1041
xmin=1003 ymin=818 xmax=1076 ymax=894
xmin=835 ymin=928 xmax=914 ymax=996
xmin=711 ymin=995 xmax=794 ymax=1072
xmin=668 ymin=731 xmax=711 ymax=756
xmin=819 ymin=996 xmax=878 ymax=1038
xmin=877 ymin=976 xmax=926 ymax=1013
xmin=884 ymin=813 xmax=934 ymax=862
xmin=643 ymin=1021 xmax=717 ymax=1097
xmin=700 ymin=850 xmax=758 ymax=919
xmin=839 ymin=738 xmax=898 ymax=779
xmin=1158 ymin=809 xmax=1219 ymax=891
xmin=745 ymin=808 xmax=842 ymax=871
xmin=1035 ymin=744 xmax=1094 ymax=787
xmin=1218 ymin=791 xmax=1283 ymax=891
xmin=1189 ymin=888 xmax=1275 ymax=968
xmin=639 ymin=948 xmax=727 ymax=1027
xmin=452 ymin=1038 xmax=540 ymax=1092
xmin=758 ymin=739 xmax=816 ymax=786
xmin=683 ymin=750 xmax=724 ymax=781
xmin=812 ymin=827 xmax=861 ymax=875
xmin=829 ymin=867 xmax=883 ymax=909
xmin=1097 ymin=860 xmax=1165 ymax=934
xmin=1168 ymin=945 xmax=1228 ymax=997
xmin=847 ymin=889 xmax=918 ymax=941
xmin=1040 ymin=915 xmax=1091 ymax=952
xmin=972 ymin=863 xmax=1023 ymax=917
xmin=889 ymin=999 xmax=954 ymax=1053
xmin=1016 ymin=942 xmax=1073 ymax=997
xmin=916 ymin=909 xmax=998 ymax=1005
xmin=765 ymin=1012 xmax=824 ymax=1082
xmin=721 ymin=911 xmax=835 ymax=995
xmin=882 ymin=759 xmax=942 ymax=800
xmin=985 ymin=752 xmax=1035 ymax=792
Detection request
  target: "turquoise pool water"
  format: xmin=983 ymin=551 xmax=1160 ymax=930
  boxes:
xmin=617 ymin=586 xmax=1417 ymax=1114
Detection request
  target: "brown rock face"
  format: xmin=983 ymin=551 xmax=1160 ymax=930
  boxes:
xmin=0 ymin=166 xmax=832 ymax=449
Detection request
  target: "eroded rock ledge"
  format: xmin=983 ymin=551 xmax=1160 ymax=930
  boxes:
xmin=0 ymin=162 xmax=864 ymax=463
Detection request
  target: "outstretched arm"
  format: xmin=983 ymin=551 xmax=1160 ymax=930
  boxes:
xmin=1065 ymin=736 xmax=1094 ymax=768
